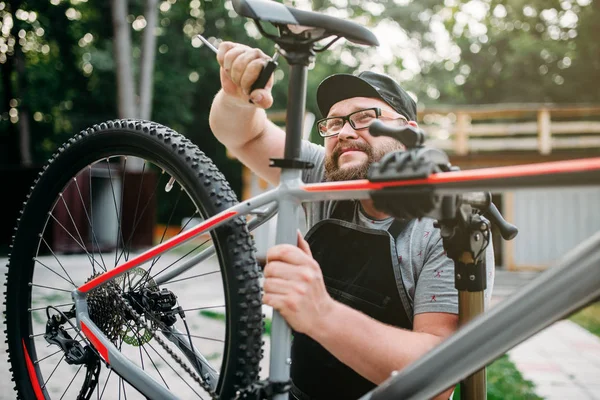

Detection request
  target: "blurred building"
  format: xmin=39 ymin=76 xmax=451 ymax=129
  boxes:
xmin=420 ymin=103 xmax=600 ymax=271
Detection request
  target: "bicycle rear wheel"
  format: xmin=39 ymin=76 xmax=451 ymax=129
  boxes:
xmin=4 ymin=119 xmax=263 ymax=399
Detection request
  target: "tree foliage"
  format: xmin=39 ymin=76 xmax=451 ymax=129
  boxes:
xmin=298 ymin=0 xmax=599 ymax=106
xmin=1 ymin=0 xmax=599 ymax=195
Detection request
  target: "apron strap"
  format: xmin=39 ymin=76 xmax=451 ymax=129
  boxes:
xmin=329 ymin=200 xmax=355 ymax=221
xmin=388 ymin=218 xmax=408 ymax=238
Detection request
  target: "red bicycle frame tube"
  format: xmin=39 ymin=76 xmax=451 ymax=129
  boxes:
xmin=77 ymin=210 xmax=238 ymax=293
xmin=303 ymin=156 xmax=600 ymax=193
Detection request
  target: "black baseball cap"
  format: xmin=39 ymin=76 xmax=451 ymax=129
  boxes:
xmin=316 ymin=71 xmax=417 ymax=121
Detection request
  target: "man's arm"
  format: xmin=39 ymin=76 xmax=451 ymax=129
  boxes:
xmin=209 ymin=41 xmax=286 ymax=186
xmin=311 ymin=304 xmax=458 ymax=399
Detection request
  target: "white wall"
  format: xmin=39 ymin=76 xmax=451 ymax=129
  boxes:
xmin=511 ymin=186 xmax=600 ymax=268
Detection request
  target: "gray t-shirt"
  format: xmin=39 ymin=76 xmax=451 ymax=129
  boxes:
xmin=300 ymin=141 xmax=495 ymax=317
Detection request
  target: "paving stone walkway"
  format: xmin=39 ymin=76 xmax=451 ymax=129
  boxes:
xmin=508 ymin=319 xmax=600 ymax=400
xmin=494 ymin=269 xmax=600 ymax=400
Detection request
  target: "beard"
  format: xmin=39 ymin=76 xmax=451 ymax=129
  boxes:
xmin=324 ymin=140 xmax=404 ymax=182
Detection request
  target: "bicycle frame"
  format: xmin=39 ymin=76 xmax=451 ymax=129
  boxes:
xmin=72 ymin=157 xmax=600 ymax=400
xmin=70 ymin=53 xmax=600 ymax=400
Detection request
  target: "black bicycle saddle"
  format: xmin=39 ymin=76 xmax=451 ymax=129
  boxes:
xmin=232 ymin=0 xmax=379 ymax=47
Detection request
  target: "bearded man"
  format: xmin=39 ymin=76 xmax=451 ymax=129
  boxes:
xmin=208 ymin=42 xmax=494 ymax=400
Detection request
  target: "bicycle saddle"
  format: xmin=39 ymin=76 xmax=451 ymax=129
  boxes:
xmin=232 ymin=0 xmax=379 ymax=47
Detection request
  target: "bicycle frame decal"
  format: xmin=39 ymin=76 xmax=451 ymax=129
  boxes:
xmin=303 ymin=157 xmax=600 ymax=192
xmin=77 ymin=210 xmax=239 ymax=293
xmin=80 ymin=321 xmax=109 ymax=363
xmin=22 ymin=340 xmax=45 ymax=400
xmin=73 ymin=310 xmax=180 ymax=400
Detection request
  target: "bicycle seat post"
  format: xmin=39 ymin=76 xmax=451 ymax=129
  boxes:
xmin=230 ymin=0 xmax=379 ymax=396
xmin=283 ymin=50 xmax=313 ymax=161
xmin=268 ymin=41 xmax=315 ymax=400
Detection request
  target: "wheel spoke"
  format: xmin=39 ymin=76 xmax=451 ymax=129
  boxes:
xmin=118 ymin=158 xmax=146 ymax=264
xmin=29 ymin=303 xmax=73 ymax=312
xmin=87 ymin=165 xmax=107 ymax=274
xmin=160 ymin=330 xmax=225 ymax=344
xmin=181 ymin=305 xmax=226 ymax=313
xmin=35 ymin=348 xmax=67 ymax=364
xmin=155 ymin=185 xmax=184 ymax=248
xmin=30 ymin=326 xmax=75 ymax=339
xmin=59 ymin=190 xmax=92 ymax=257
xmin=39 ymin=353 xmax=66 ymax=390
xmin=158 ymin=270 xmax=220 ymax=286
xmin=143 ymin=185 xmax=185 ymax=280
xmin=120 ymin=376 xmax=129 ymax=400
xmin=143 ymin=239 xmax=211 ymax=288
xmin=73 ymin=170 xmax=109 ymax=274
xmin=33 ymin=257 xmax=76 ymax=288
xmin=99 ymin=368 xmax=114 ymax=398
xmin=143 ymin=339 xmax=206 ymax=399
xmin=30 ymin=283 xmax=71 ymax=293
xmin=59 ymin=364 xmax=83 ymax=400
xmin=115 ymin=162 xmax=164 ymax=268
xmin=105 ymin=159 xmax=127 ymax=269
xmin=47 ymin=213 xmax=99 ymax=264
xmin=133 ymin=328 xmax=171 ymax=388
xmin=122 ymin=295 xmax=214 ymax=396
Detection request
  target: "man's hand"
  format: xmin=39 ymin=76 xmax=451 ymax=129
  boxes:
xmin=262 ymin=232 xmax=335 ymax=335
xmin=216 ymin=41 xmax=274 ymax=109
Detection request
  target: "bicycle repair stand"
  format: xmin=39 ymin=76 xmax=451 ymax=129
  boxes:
xmin=437 ymin=196 xmax=491 ymax=400
xmin=368 ymin=126 xmax=519 ymax=400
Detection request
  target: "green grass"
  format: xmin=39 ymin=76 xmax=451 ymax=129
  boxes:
xmin=199 ymin=310 xmax=226 ymax=322
xmin=568 ymin=301 xmax=600 ymax=338
xmin=263 ymin=316 xmax=272 ymax=336
xmin=453 ymin=355 xmax=542 ymax=400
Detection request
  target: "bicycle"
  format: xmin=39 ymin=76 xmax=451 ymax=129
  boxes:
xmin=4 ymin=0 xmax=600 ymax=399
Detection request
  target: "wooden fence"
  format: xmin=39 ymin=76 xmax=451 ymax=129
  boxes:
xmin=417 ymin=103 xmax=600 ymax=155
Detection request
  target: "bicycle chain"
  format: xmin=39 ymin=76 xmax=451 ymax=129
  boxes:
xmin=97 ymin=283 xmax=220 ymax=399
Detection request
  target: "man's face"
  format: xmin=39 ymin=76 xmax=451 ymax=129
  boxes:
xmin=323 ymin=97 xmax=417 ymax=182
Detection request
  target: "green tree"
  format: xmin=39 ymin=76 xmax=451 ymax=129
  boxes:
xmin=384 ymin=0 xmax=599 ymax=105
xmin=0 ymin=0 xmax=100 ymax=165
xmin=3 ymin=0 xmax=598 ymax=170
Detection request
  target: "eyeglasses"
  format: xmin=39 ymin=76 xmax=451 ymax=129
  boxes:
xmin=316 ymin=107 xmax=409 ymax=138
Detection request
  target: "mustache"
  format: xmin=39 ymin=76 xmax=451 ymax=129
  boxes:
xmin=331 ymin=141 xmax=372 ymax=163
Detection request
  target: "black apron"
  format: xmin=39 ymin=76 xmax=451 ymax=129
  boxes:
xmin=290 ymin=201 xmax=414 ymax=400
